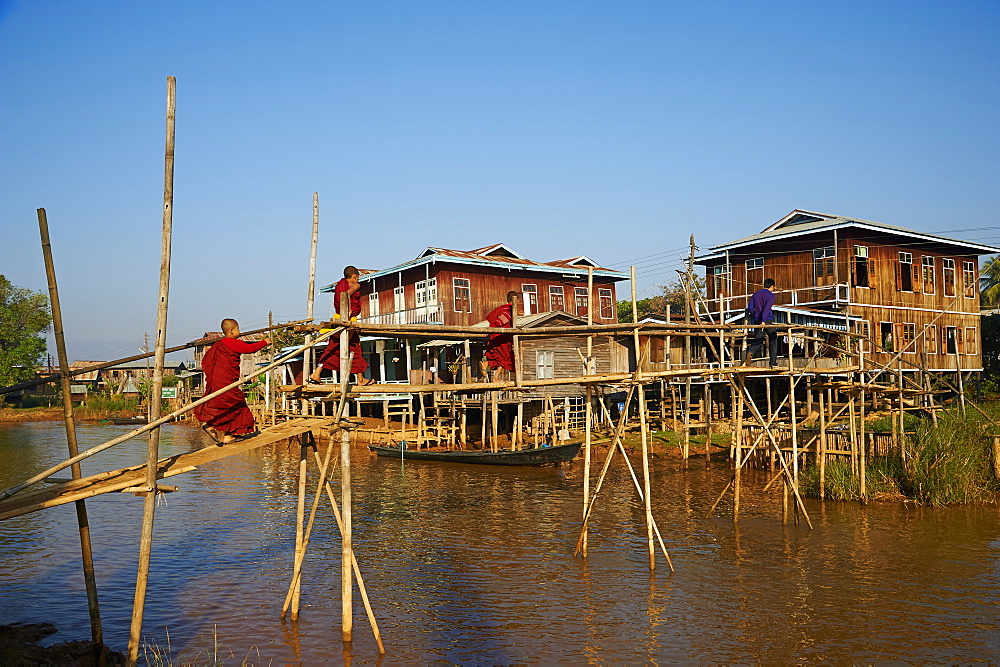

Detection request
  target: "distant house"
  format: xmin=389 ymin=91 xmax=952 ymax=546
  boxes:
xmin=315 ymin=244 xmax=628 ymax=385
xmin=694 ymin=209 xmax=999 ymax=372
xmin=102 ymin=360 xmax=186 ymax=382
xmin=321 ymin=243 xmax=629 ymax=327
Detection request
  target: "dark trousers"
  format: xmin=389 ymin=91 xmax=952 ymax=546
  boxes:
xmin=747 ymin=323 xmax=779 ymax=365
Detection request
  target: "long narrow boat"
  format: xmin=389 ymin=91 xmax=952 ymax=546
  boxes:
xmin=368 ymin=441 xmax=582 ymax=466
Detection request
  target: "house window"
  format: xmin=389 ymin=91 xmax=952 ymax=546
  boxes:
xmin=549 ymin=285 xmax=565 ymax=312
xmin=965 ymin=327 xmax=977 ymax=355
xmin=368 ymin=292 xmax=380 ymax=317
xmin=963 ymin=261 xmax=976 ymax=298
xmin=880 ymin=322 xmax=894 ymax=352
xmin=945 ymin=326 xmax=957 ymax=354
xmin=415 ymin=278 xmax=438 ymax=307
xmin=712 ymin=264 xmax=731 ymax=296
xmin=943 ymin=259 xmax=956 ymax=297
xmin=575 ymin=287 xmax=589 ymax=317
xmin=896 ymin=252 xmax=913 ymax=292
xmin=521 ymin=284 xmax=538 ymax=315
xmin=896 ymin=323 xmax=915 ymax=353
xmin=926 ymin=325 xmax=938 ymax=355
xmin=853 ymin=246 xmax=869 ymax=287
xmin=393 ymin=286 xmax=405 ymax=324
xmin=814 ymin=247 xmax=836 ymax=286
xmin=856 ymin=321 xmax=871 ymax=353
xmin=957 ymin=327 xmax=965 ymax=355
xmin=598 ymin=288 xmax=614 ymax=320
xmin=453 ymin=278 xmax=471 ymax=313
xmin=745 ymin=258 xmax=764 ymax=270
xmin=921 ymin=257 xmax=935 ymax=294
xmin=649 ymin=336 xmax=666 ymax=363
xmin=536 ymin=350 xmax=554 ymax=379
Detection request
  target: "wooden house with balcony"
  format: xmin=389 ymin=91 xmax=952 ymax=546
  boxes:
xmin=323 ymin=243 xmax=628 ymax=327
xmin=694 ymin=209 xmax=999 ymax=373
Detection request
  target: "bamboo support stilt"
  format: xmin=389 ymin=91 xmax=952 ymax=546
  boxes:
xmin=128 ymin=75 xmax=175 ymax=665
xmin=37 ymin=209 xmax=103 ymax=652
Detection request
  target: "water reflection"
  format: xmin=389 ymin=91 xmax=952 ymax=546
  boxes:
xmin=0 ymin=422 xmax=998 ymax=662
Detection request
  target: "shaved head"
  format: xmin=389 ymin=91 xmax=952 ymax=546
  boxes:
xmin=221 ymin=318 xmax=239 ymax=334
xmin=344 ymin=265 xmax=359 ymax=279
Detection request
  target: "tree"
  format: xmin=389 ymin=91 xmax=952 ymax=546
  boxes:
xmin=0 ymin=276 xmax=51 ymax=387
xmin=981 ymin=256 xmax=1000 ymax=308
xmin=617 ymin=274 xmax=707 ymax=323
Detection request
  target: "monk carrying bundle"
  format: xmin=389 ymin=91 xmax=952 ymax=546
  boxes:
xmin=311 ymin=265 xmax=373 ymax=385
xmin=484 ymin=291 xmax=519 ymax=379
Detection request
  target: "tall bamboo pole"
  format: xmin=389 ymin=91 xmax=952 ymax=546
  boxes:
xmin=303 ymin=193 xmax=319 ymax=408
xmin=582 ymin=268 xmax=593 ymax=557
xmin=629 ymin=265 xmax=655 ymax=568
xmin=128 ymin=74 xmax=175 ymax=664
xmin=37 ymin=209 xmax=103 ymax=650
xmin=339 ymin=291 xmax=353 ymax=643
xmin=291 ymin=434 xmax=308 ymax=619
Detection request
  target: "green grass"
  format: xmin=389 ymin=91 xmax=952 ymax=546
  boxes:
xmin=800 ymin=405 xmax=1000 ymax=505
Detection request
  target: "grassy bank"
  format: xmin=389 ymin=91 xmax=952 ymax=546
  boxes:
xmin=801 ymin=405 xmax=1000 ymax=505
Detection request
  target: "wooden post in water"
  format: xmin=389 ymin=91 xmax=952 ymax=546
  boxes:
xmin=629 ymin=266 xmax=655 ymax=569
xmin=128 ymin=74 xmax=175 ymax=664
xmin=37 ymin=208 xmax=103 ymax=651
xmin=291 ymin=433 xmax=308 ymax=619
xmin=704 ymin=383 xmax=712 ymax=464
xmin=339 ymin=291 xmax=353 ymax=644
xmin=818 ymin=387 xmax=826 ymax=500
xmin=582 ymin=267 xmax=593 ymax=557
xmin=733 ymin=377 xmax=744 ymax=521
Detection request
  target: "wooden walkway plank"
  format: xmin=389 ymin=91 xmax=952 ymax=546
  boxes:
xmin=0 ymin=417 xmax=336 ymax=521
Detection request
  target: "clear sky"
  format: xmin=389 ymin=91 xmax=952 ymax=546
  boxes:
xmin=1 ymin=0 xmax=998 ymax=362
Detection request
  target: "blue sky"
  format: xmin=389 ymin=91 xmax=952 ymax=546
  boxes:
xmin=1 ymin=0 xmax=998 ymax=361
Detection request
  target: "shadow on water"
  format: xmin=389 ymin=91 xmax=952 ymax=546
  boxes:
xmin=1 ymin=422 xmax=999 ymax=662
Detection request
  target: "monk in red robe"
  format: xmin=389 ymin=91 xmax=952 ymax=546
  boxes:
xmin=195 ymin=318 xmax=271 ymax=444
xmin=484 ymin=291 xmax=519 ymax=378
xmin=311 ymin=265 xmax=372 ymax=385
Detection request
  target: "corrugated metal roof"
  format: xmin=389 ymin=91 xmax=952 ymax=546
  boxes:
xmin=698 ymin=209 xmax=1000 ymax=260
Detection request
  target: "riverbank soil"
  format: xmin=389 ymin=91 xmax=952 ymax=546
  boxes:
xmin=0 ymin=407 xmax=63 ymax=423
xmin=0 ymin=622 xmax=125 ymax=665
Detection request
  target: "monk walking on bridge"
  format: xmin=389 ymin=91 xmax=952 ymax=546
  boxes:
xmin=195 ymin=318 xmax=271 ymax=444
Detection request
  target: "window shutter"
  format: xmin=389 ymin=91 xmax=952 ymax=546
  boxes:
xmin=894 ymin=261 xmax=902 ymax=291
xmin=911 ymin=263 xmax=920 ymax=293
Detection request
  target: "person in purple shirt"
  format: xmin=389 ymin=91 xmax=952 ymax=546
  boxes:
xmin=744 ymin=278 xmax=778 ymax=366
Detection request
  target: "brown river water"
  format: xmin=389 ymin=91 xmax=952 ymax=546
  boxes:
xmin=1 ymin=421 xmax=999 ymax=663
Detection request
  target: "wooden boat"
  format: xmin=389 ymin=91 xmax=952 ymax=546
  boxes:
xmin=111 ymin=417 xmax=148 ymax=425
xmin=368 ymin=441 xmax=582 ymax=466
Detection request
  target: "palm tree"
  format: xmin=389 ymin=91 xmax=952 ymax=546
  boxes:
xmin=981 ymin=256 xmax=1000 ymax=308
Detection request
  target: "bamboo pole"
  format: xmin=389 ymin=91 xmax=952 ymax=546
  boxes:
xmin=818 ymin=387 xmax=826 ymax=499
xmin=0 ymin=327 xmax=344 ymax=504
xmin=37 ymin=208 xmax=103 ymax=651
xmin=302 ymin=193 xmax=319 ymax=409
xmin=0 ymin=319 xmax=311 ymax=396
xmin=313 ymin=452 xmax=385 ymax=653
xmin=733 ymin=378 xmax=743 ymax=520
xmin=291 ymin=433 xmax=309 ymax=618
xmin=628 ymin=265 xmax=655 ymax=570
xmin=582 ymin=267 xmax=593 ymax=557
xmin=128 ymin=74 xmax=175 ymax=665
xmin=339 ymin=292 xmax=353 ymax=643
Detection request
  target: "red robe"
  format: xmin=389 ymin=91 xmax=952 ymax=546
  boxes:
xmin=316 ymin=278 xmax=369 ymax=374
xmin=484 ymin=303 xmax=515 ymax=371
xmin=194 ymin=337 xmax=269 ymax=435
